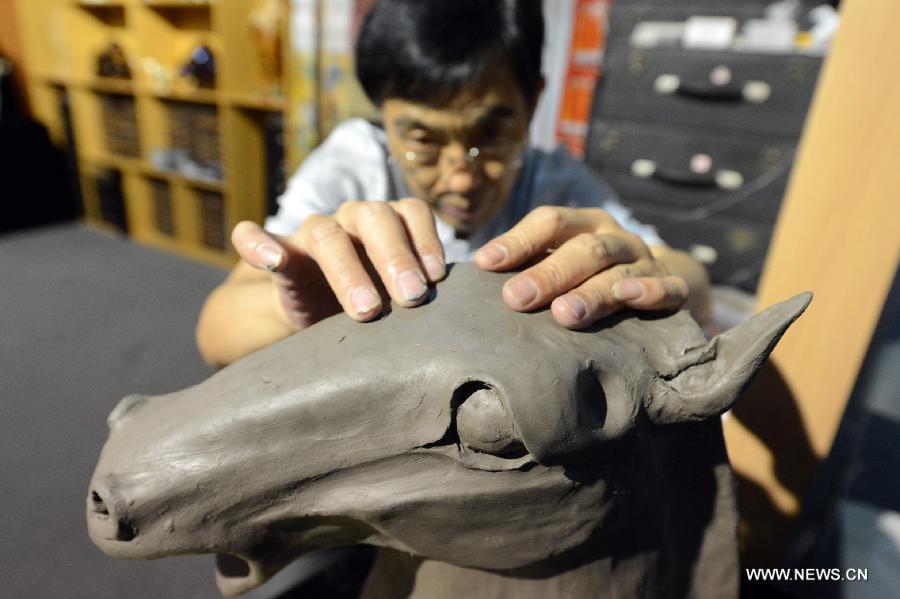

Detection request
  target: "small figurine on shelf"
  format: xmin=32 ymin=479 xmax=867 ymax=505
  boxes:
xmin=179 ymin=44 xmax=216 ymax=89
xmin=96 ymin=43 xmax=131 ymax=80
xmin=250 ymin=0 xmax=285 ymax=96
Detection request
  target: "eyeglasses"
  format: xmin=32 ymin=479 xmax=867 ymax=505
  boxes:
xmin=393 ymin=136 xmax=525 ymax=181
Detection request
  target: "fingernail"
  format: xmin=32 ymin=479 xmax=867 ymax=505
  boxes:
xmin=506 ymin=276 xmax=538 ymax=307
xmin=348 ymin=286 xmax=381 ymax=316
xmin=477 ymin=243 xmax=508 ymax=266
xmin=558 ymin=294 xmax=587 ymax=321
xmin=256 ymin=244 xmax=283 ymax=271
xmin=422 ymin=254 xmax=446 ymax=281
xmin=613 ymin=280 xmax=644 ymax=301
xmin=395 ymin=270 xmax=427 ymax=301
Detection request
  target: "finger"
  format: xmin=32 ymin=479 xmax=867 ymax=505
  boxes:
xmin=299 ymin=215 xmax=383 ymax=321
xmin=550 ymin=260 xmax=657 ymax=329
xmin=231 ymin=221 xmax=342 ymax=328
xmin=391 ymin=198 xmax=446 ymax=282
xmin=501 ymin=232 xmax=642 ymax=311
xmin=231 ymin=221 xmax=288 ymax=272
xmin=232 ymin=220 xmax=325 ymax=289
xmin=474 ymin=206 xmax=614 ymax=271
xmin=338 ymin=202 xmax=429 ymax=307
xmin=612 ymin=276 xmax=689 ymax=311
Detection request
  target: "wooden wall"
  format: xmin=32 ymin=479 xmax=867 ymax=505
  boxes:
xmin=724 ymin=0 xmax=900 ymax=565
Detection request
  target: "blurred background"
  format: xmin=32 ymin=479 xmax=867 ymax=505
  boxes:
xmin=1 ymin=1 xmax=896 ymax=598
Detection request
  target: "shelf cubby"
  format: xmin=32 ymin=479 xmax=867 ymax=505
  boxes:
xmin=75 ymin=2 xmax=127 ymax=27
xmin=143 ymin=2 xmax=212 ymax=31
xmin=133 ymin=0 xmax=220 ymax=97
xmin=99 ymin=92 xmax=142 ymax=158
xmin=195 ymin=187 xmax=227 ymax=251
xmin=148 ymin=176 xmax=176 ymax=237
xmin=85 ymin=164 xmax=133 ymax=233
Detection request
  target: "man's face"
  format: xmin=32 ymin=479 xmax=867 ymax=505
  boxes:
xmin=381 ymin=66 xmax=534 ymax=235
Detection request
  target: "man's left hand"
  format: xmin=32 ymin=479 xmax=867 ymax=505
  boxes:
xmin=474 ymin=206 xmax=689 ymax=328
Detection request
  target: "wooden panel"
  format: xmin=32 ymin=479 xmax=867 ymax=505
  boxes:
xmin=0 ymin=0 xmax=29 ymax=110
xmin=724 ymin=0 xmax=900 ymax=564
xmin=220 ymin=105 xmax=267 ymax=226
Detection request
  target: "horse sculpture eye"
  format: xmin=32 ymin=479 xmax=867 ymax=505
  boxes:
xmin=455 ymin=385 xmax=527 ymax=458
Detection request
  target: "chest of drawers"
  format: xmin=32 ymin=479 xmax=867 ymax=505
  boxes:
xmin=585 ymin=2 xmax=826 ymax=290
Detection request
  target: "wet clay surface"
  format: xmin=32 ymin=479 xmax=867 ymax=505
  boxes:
xmin=87 ymin=263 xmax=810 ymax=597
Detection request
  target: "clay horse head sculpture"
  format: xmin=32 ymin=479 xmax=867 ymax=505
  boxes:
xmin=87 ymin=264 xmax=810 ymax=598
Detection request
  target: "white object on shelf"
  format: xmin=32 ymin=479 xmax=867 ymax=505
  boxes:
xmin=682 ymin=16 xmax=737 ymax=50
xmin=630 ymin=21 xmax=686 ymax=49
xmin=734 ymin=18 xmax=798 ymax=53
xmin=807 ymin=5 xmax=840 ymax=53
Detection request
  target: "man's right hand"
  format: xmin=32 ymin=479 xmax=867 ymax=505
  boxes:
xmin=232 ymin=198 xmax=447 ymax=331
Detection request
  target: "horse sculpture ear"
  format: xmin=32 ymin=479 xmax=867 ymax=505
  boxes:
xmin=645 ymin=292 xmax=812 ymax=425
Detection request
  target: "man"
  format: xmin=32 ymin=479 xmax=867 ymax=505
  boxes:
xmin=197 ymin=0 xmax=709 ymax=368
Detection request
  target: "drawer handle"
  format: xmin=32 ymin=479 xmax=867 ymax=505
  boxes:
xmin=654 ymin=74 xmax=772 ymax=103
xmin=631 ymin=159 xmax=744 ymax=190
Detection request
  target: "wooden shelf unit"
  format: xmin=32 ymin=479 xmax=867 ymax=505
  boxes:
xmin=16 ymin=0 xmax=289 ymax=268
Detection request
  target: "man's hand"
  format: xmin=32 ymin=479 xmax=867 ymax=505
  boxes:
xmin=232 ymin=198 xmax=447 ymax=329
xmin=474 ymin=206 xmax=689 ymax=329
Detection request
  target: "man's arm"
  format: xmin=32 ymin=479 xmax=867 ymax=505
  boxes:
xmin=196 ymin=263 xmax=297 ymax=369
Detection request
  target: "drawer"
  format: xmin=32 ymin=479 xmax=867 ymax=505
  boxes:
xmin=627 ymin=202 xmax=773 ymax=291
xmin=585 ymin=119 xmax=794 ymax=221
xmin=594 ymin=48 xmax=821 ymax=136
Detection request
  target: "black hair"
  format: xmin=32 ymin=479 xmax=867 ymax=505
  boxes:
xmin=355 ymin=0 xmax=544 ymax=107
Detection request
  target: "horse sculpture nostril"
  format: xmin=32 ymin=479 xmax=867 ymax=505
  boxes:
xmin=91 ymin=491 xmax=109 ymax=516
xmin=90 ymin=489 xmax=138 ymax=542
xmin=116 ymin=519 xmax=137 ymax=542
xmin=216 ymin=554 xmax=251 ymax=578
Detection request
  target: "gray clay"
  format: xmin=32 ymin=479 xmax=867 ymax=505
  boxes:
xmin=87 ymin=263 xmax=811 ymax=598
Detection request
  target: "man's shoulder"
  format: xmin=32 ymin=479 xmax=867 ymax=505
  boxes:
xmin=277 ymin=117 xmax=391 ymax=220
xmin=296 ymin=118 xmax=389 ymax=190
xmin=318 ymin=118 xmax=387 ymax=159
xmin=518 ymin=145 xmax=608 ymax=204
xmin=525 ymin=145 xmax=587 ymax=176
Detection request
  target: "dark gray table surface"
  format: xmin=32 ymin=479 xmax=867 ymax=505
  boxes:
xmin=1 ymin=224 xmax=229 ymax=598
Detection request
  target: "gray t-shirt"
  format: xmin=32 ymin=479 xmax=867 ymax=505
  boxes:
xmin=266 ymin=118 xmax=662 ymax=262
